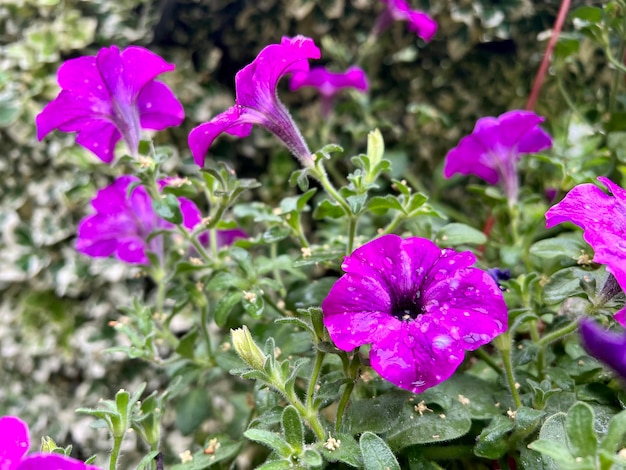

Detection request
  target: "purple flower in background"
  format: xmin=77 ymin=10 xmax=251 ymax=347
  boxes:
xmin=322 ymin=234 xmax=508 ymax=393
xmin=0 ymin=415 xmax=100 ymax=470
xmin=579 ymin=319 xmax=626 ymax=381
xmin=443 ymin=110 xmax=552 ymax=204
xmin=374 ymin=0 xmax=438 ymax=41
xmin=546 ymin=177 xmax=626 ymax=325
xmin=487 ymin=267 xmax=511 ymax=291
xmin=77 ymin=176 xmax=246 ymax=265
xmin=36 ymin=45 xmax=184 ymax=163
xmin=188 ymin=36 xmax=320 ymax=168
xmin=289 ymin=66 xmax=368 ymax=117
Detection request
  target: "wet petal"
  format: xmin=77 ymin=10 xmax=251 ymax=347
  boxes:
xmin=546 ymin=177 xmax=626 ymax=308
xmin=137 ymin=81 xmax=185 ymax=130
xmin=0 ymin=416 xmax=29 ymax=469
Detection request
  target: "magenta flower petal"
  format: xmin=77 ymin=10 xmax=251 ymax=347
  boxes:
xmin=216 ymin=228 xmax=248 ymax=247
xmin=289 ymin=66 xmax=369 ymax=96
xmin=76 ymin=176 xmax=160 ymax=265
xmin=579 ymin=319 xmax=626 ymax=381
xmin=322 ymin=234 xmax=508 ymax=394
xmin=18 ymin=454 xmax=100 ymax=470
xmin=546 ymin=177 xmax=626 ymax=324
xmin=289 ymin=66 xmax=368 ymax=117
xmin=0 ymin=416 xmax=29 ymax=469
xmin=36 ymin=45 xmax=183 ymax=163
xmin=0 ymin=416 xmax=100 ymax=470
xmin=444 ymin=110 xmax=552 ymax=203
xmin=375 ymin=0 xmax=438 ymax=41
xmin=189 ymin=36 xmax=320 ymax=168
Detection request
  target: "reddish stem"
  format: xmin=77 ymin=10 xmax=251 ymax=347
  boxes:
xmin=478 ymin=213 xmax=496 ymax=257
xmin=525 ymin=0 xmax=572 ymax=111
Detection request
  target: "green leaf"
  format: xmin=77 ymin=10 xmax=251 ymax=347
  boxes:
xmin=244 ymin=429 xmax=292 ymax=457
xmin=437 ymin=223 xmax=487 ymax=247
xmin=543 ymin=267 xmax=588 ymax=305
xmin=301 ymin=449 xmax=323 ymax=467
xmin=175 ymin=389 xmax=211 ymax=435
xmin=367 ymin=195 xmax=405 ymax=215
xmin=153 ymin=194 xmax=183 ymax=224
xmin=360 ymin=432 xmax=400 ymax=470
xmin=207 ymin=272 xmax=248 ymax=291
xmin=242 ymin=288 xmax=264 ymax=318
xmin=530 ymin=234 xmax=587 ymax=262
xmin=566 ymin=402 xmax=598 ymax=458
xmin=600 ymin=410 xmax=626 ymax=453
xmin=281 ymin=406 xmax=304 ymax=453
xmin=314 ymin=199 xmax=346 ymax=219
xmin=262 ymin=225 xmax=291 ymax=243
xmin=319 ymin=433 xmax=362 ymax=468
xmin=343 ymin=392 xmax=406 ymax=434
xmin=474 ymin=415 xmax=515 ymax=459
xmin=175 ymin=328 xmax=198 ymax=360
xmin=214 ymin=291 xmax=243 ymax=327
xmin=527 ymin=440 xmax=577 ymax=466
xmin=383 ymin=389 xmax=472 ymax=450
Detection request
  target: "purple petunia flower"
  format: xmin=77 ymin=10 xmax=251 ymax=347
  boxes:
xmin=76 ymin=176 xmax=246 ymax=265
xmin=36 ymin=45 xmax=184 ymax=163
xmin=289 ymin=66 xmax=368 ymax=117
xmin=443 ymin=110 xmax=552 ymax=204
xmin=546 ymin=177 xmax=626 ymax=325
xmin=579 ymin=319 xmax=626 ymax=381
xmin=374 ymin=0 xmax=438 ymax=42
xmin=0 ymin=415 xmax=100 ymax=470
xmin=322 ymin=234 xmax=508 ymax=394
xmin=188 ymin=36 xmax=320 ymax=168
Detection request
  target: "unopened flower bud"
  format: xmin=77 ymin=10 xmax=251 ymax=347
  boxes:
xmin=231 ymin=325 xmax=266 ymax=370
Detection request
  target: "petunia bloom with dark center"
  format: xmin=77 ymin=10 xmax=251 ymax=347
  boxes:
xmin=36 ymin=45 xmax=184 ymax=163
xmin=373 ymin=0 xmax=438 ymax=42
xmin=0 ymin=415 xmax=100 ymax=470
xmin=289 ymin=66 xmax=368 ymax=117
xmin=189 ymin=36 xmax=320 ymax=168
xmin=546 ymin=177 xmax=626 ymax=325
xmin=579 ymin=319 xmax=626 ymax=382
xmin=443 ymin=110 xmax=552 ymax=205
xmin=322 ymin=234 xmax=508 ymax=394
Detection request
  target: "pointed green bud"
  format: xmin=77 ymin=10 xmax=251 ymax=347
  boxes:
xmin=367 ymin=129 xmax=384 ymax=168
xmin=40 ymin=436 xmax=58 ymax=453
xmin=231 ymin=325 xmax=267 ymax=370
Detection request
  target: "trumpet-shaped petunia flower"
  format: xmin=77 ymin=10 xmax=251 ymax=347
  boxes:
xmin=579 ymin=319 xmax=626 ymax=381
xmin=188 ymin=36 xmax=320 ymax=168
xmin=322 ymin=234 xmax=508 ymax=394
xmin=76 ymin=176 xmax=245 ymax=265
xmin=374 ymin=0 xmax=438 ymax=42
xmin=289 ymin=66 xmax=368 ymax=117
xmin=0 ymin=415 xmax=100 ymax=470
xmin=443 ymin=110 xmax=552 ymax=204
xmin=546 ymin=177 xmax=626 ymax=324
xmin=36 ymin=45 xmax=184 ymax=163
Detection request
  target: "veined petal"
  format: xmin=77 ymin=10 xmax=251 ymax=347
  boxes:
xmin=443 ymin=134 xmax=500 ymax=184
xmin=546 ymin=177 xmax=626 ymax=319
xmin=0 ymin=416 xmax=29 ymax=469
xmin=137 ymin=80 xmax=185 ymax=130
xmin=188 ymin=106 xmax=253 ymax=166
xmin=235 ymin=36 xmax=320 ymax=111
xmin=96 ymin=46 xmax=175 ymax=103
xmin=56 ymin=56 xmax=108 ymax=99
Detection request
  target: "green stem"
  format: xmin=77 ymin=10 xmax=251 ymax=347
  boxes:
xmin=312 ymin=164 xmax=351 ymax=216
xmin=306 ymin=350 xmax=325 ymax=410
xmin=501 ymin=346 xmax=522 ymax=409
xmin=283 ymin=385 xmax=325 ymax=440
xmin=335 ymin=381 xmax=355 ymax=433
xmin=609 ymin=15 xmax=626 ymax=112
xmin=178 ymin=226 xmax=213 ymax=264
xmin=530 ymin=320 xmax=545 ymax=378
xmin=378 ymin=212 xmax=404 ymax=236
xmin=109 ymin=435 xmax=123 ymax=470
xmin=474 ymin=348 xmax=503 ymax=375
xmin=536 ymin=320 xmax=579 ymax=348
xmin=346 ymin=216 xmax=357 ymax=255
xmin=200 ymin=304 xmax=215 ymax=366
